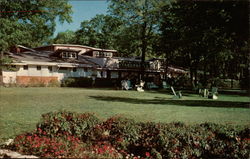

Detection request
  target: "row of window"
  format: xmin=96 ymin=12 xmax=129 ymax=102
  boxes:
xmin=22 ymin=65 xmax=52 ymax=72
xmin=94 ymin=51 xmax=112 ymax=57
xmin=59 ymin=67 xmax=88 ymax=72
xmin=21 ymin=65 xmax=88 ymax=73
xmin=61 ymin=52 xmax=77 ymax=58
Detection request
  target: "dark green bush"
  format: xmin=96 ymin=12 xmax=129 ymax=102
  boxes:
xmin=95 ymin=78 xmax=118 ymax=87
xmin=37 ymin=111 xmax=100 ymax=140
xmin=61 ymin=77 xmax=92 ymax=87
xmin=61 ymin=77 xmax=119 ymax=87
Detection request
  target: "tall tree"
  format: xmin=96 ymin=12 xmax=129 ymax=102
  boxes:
xmin=158 ymin=0 xmax=249 ymax=87
xmin=0 ymin=0 xmax=72 ymax=52
xmin=75 ymin=14 xmax=122 ymax=49
xmin=108 ymin=0 xmax=165 ymax=79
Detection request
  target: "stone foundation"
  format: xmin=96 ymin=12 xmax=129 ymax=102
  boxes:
xmin=16 ymin=76 xmax=58 ymax=86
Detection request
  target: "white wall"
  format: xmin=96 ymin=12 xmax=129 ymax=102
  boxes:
xmin=2 ymin=71 xmax=17 ymax=83
xmin=57 ymin=67 xmax=94 ymax=81
xmin=16 ymin=65 xmax=58 ymax=77
xmin=2 ymin=64 xmax=98 ymax=83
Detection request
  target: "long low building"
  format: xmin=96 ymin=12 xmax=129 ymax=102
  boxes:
xmin=2 ymin=44 xmax=187 ymax=86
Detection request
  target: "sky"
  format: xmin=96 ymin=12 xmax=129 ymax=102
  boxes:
xmin=54 ymin=0 xmax=109 ymax=36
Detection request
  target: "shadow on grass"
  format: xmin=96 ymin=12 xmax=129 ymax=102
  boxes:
xmin=146 ymin=89 xmax=250 ymax=97
xmin=89 ymin=96 xmax=250 ymax=109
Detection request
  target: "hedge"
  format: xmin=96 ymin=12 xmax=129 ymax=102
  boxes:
xmin=8 ymin=111 xmax=250 ymax=158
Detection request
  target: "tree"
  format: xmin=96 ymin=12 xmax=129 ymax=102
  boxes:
xmin=75 ymin=14 xmax=122 ymax=49
xmin=0 ymin=0 xmax=72 ymax=84
xmin=158 ymin=0 xmax=249 ymax=88
xmin=0 ymin=0 xmax=72 ymax=52
xmin=108 ymin=0 xmax=165 ymax=79
xmin=52 ymin=30 xmax=76 ymax=44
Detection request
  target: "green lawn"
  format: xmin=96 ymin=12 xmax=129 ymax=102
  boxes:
xmin=0 ymin=87 xmax=249 ymax=143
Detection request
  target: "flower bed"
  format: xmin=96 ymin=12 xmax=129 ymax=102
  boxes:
xmin=8 ymin=111 xmax=250 ymax=158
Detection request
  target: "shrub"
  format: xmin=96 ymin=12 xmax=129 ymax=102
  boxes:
xmin=10 ymin=111 xmax=250 ymax=159
xmin=61 ymin=77 xmax=92 ymax=87
xmin=47 ymin=79 xmax=60 ymax=87
xmin=13 ymin=132 xmax=121 ymax=158
xmin=36 ymin=111 xmax=100 ymax=140
xmin=13 ymin=133 xmax=85 ymax=158
xmin=89 ymin=115 xmax=141 ymax=150
xmin=95 ymin=78 xmax=118 ymax=87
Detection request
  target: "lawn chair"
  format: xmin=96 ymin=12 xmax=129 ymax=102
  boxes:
xmin=136 ymin=80 xmax=145 ymax=92
xmin=199 ymin=88 xmax=209 ymax=98
xmin=121 ymin=80 xmax=133 ymax=90
xmin=208 ymin=87 xmax=218 ymax=99
xmin=171 ymin=86 xmax=182 ymax=99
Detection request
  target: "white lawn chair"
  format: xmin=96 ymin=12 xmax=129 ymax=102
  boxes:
xmin=136 ymin=80 xmax=145 ymax=92
xmin=208 ymin=87 xmax=218 ymax=99
xmin=121 ymin=80 xmax=132 ymax=90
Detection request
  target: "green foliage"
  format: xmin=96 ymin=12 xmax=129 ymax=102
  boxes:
xmin=158 ymin=0 xmax=249 ymax=86
xmin=75 ymin=14 xmax=122 ymax=50
xmin=46 ymin=79 xmax=61 ymax=87
xmin=61 ymin=77 xmax=118 ymax=87
xmin=61 ymin=77 xmax=92 ymax=87
xmin=37 ymin=111 xmax=100 ymax=140
xmin=0 ymin=56 xmax=16 ymax=71
xmin=0 ymin=0 xmax=72 ymax=51
xmin=10 ymin=111 xmax=250 ymax=158
xmin=89 ymin=115 xmax=141 ymax=150
xmin=52 ymin=30 xmax=76 ymax=44
xmin=108 ymin=0 xmax=163 ymax=59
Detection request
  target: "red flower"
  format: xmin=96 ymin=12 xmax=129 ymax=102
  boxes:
xmin=117 ymin=138 xmax=123 ymax=142
xmin=98 ymin=148 xmax=104 ymax=154
xmin=145 ymin=152 xmax=150 ymax=157
xmin=67 ymin=136 xmax=71 ymax=141
xmin=27 ymin=136 xmax=32 ymax=141
xmin=103 ymin=145 xmax=108 ymax=150
xmin=37 ymin=128 xmax=42 ymax=134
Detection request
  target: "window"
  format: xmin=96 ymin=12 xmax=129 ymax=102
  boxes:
xmin=37 ymin=66 xmax=41 ymax=70
xmin=48 ymin=66 xmax=52 ymax=72
xmin=73 ymin=68 xmax=77 ymax=72
xmin=11 ymin=65 xmax=16 ymax=70
xmin=84 ymin=68 xmax=88 ymax=72
xmin=95 ymin=51 xmax=99 ymax=57
xmin=72 ymin=53 xmax=76 ymax=58
xmin=62 ymin=52 xmax=67 ymax=58
xmin=106 ymin=53 xmax=112 ymax=57
xmin=23 ymin=65 xmax=28 ymax=70
xmin=61 ymin=52 xmax=77 ymax=59
xmin=100 ymin=52 xmax=104 ymax=57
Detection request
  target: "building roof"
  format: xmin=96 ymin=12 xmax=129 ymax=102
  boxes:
xmin=33 ymin=44 xmax=118 ymax=52
xmin=6 ymin=44 xmax=188 ymax=73
xmin=5 ymin=51 xmax=99 ymax=67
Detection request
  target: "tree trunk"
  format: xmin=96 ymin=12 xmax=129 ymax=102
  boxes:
xmin=190 ymin=68 xmax=194 ymax=89
xmin=140 ymin=22 xmax=147 ymax=81
xmin=0 ymin=51 xmax=3 ymax=85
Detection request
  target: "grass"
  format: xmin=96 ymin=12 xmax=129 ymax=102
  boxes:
xmin=0 ymin=87 xmax=249 ymax=143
